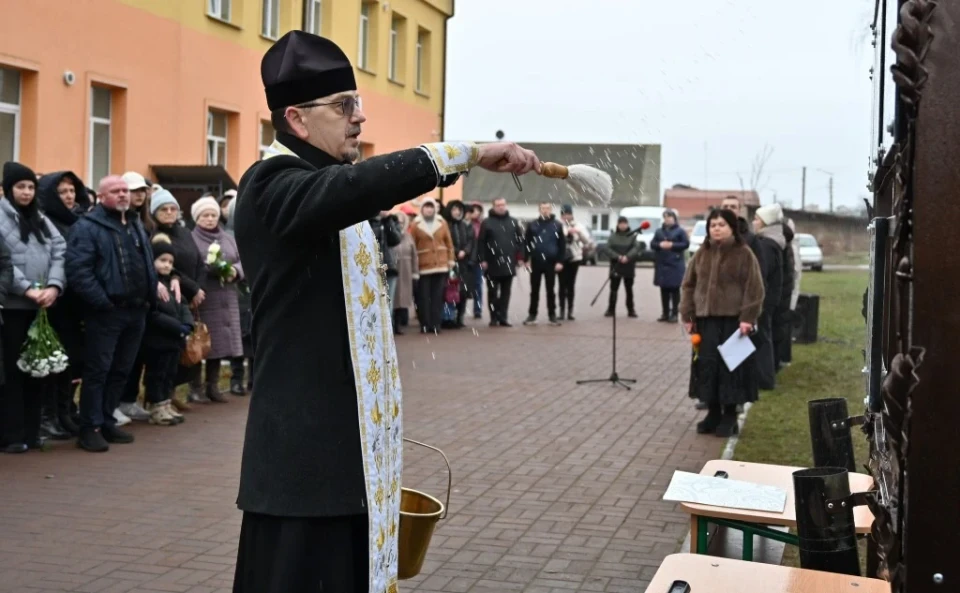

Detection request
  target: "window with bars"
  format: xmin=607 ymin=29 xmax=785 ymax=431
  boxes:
xmin=261 ymin=0 xmax=280 ymax=39
xmin=207 ymin=110 xmax=228 ymax=167
xmin=259 ymin=120 xmax=276 ymax=160
xmin=89 ymin=86 xmax=112 ymax=185
xmin=303 ymin=0 xmax=322 ymax=35
xmin=208 ymin=0 xmax=231 ymax=21
xmin=0 ymin=67 xmax=21 ymax=165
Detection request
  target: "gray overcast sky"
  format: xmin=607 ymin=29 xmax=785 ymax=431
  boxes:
xmin=445 ymin=0 xmax=885 ymax=211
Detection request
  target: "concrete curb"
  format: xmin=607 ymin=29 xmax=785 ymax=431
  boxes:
xmin=721 ymin=402 xmax=753 ymax=460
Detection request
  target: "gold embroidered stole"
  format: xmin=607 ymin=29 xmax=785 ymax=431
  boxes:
xmin=262 ymin=141 xmax=402 ymax=593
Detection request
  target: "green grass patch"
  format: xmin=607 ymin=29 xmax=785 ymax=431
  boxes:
xmin=731 ymin=270 xmax=870 ymax=567
xmin=823 ymin=251 xmax=869 ymax=266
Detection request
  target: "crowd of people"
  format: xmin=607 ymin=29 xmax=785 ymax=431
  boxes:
xmin=0 ymin=155 xmax=801 ymax=456
xmin=0 ymin=162 xmax=252 ymax=454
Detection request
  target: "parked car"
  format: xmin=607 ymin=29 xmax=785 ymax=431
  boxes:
xmin=586 ymin=229 xmax=610 ymax=265
xmin=688 ymin=220 xmax=707 ymax=254
xmin=796 ymin=233 xmax=824 ymax=271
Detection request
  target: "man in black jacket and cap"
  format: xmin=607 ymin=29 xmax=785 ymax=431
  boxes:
xmin=232 ymin=31 xmax=542 ymax=593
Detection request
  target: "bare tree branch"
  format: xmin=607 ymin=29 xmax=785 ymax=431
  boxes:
xmin=748 ymin=144 xmax=775 ymax=192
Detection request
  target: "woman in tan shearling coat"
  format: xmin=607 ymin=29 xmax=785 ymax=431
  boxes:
xmin=410 ymin=198 xmax=455 ymax=333
xmin=680 ymin=208 xmax=765 ymax=437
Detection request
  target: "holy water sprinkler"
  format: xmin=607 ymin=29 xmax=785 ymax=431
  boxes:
xmin=539 ymin=162 xmax=614 ymax=205
xmin=495 ymin=129 xmax=524 ymax=192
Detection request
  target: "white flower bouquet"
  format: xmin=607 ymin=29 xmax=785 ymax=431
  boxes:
xmin=17 ymin=308 xmax=70 ymax=378
xmin=206 ymin=241 xmax=236 ymax=287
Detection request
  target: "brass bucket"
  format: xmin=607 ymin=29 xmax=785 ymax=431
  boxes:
xmin=398 ymin=438 xmax=452 ymax=580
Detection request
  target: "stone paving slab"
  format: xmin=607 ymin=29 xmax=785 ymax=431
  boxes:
xmin=0 ymin=266 xmax=723 ymax=593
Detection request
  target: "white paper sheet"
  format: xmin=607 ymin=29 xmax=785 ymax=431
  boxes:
xmin=717 ymin=329 xmax=757 ymax=372
xmin=663 ymin=471 xmax=787 ymax=513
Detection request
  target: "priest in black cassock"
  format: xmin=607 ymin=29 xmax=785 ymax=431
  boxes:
xmin=231 ymin=31 xmax=541 ymax=593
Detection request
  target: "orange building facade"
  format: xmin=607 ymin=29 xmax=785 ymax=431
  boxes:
xmin=0 ymin=0 xmax=453 ymax=198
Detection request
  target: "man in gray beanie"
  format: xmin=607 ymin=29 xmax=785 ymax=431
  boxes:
xmin=232 ymin=30 xmax=544 ymax=593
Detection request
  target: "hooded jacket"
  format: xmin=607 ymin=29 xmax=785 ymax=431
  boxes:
xmin=0 ymin=198 xmax=67 ymax=309
xmin=37 ymin=171 xmax=92 ymax=238
xmin=441 ymin=199 xmax=476 ymax=269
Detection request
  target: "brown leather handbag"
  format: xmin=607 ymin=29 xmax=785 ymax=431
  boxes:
xmin=180 ymin=308 xmax=212 ymax=366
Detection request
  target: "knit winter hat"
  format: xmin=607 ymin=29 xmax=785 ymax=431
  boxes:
xmin=191 ymin=196 xmax=221 ymax=221
xmin=2 ymin=161 xmax=38 ymax=199
xmin=149 ymin=189 xmax=179 ymax=216
xmin=561 ymin=204 xmax=573 ymax=215
xmin=151 ymin=233 xmax=176 ymax=260
xmin=755 ymin=203 xmax=783 ymax=226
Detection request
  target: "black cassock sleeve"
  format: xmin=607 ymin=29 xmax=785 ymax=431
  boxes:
xmin=243 ymin=148 xmax=460 ymax=241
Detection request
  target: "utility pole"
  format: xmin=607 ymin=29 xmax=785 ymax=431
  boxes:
xmin=801 ymin=166 xmax=807 ymax=211
xmin=829 ymin=176 xmax=834 ymax=213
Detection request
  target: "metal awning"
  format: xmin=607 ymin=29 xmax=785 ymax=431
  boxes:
xmin=149 ymin=165 xmax=237 ymax=191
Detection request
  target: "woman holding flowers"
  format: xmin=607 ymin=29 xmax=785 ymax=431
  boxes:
xmin=190 ymin=196 xmax=244 ymax=403
xmin=0 ymin=162 xmax=68 ymax=454
xmin=680 ymin=208 xmax=764 ymax=438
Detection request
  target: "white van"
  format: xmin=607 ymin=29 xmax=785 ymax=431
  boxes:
xmin=618 ymin=206 xmax=665 ymax=262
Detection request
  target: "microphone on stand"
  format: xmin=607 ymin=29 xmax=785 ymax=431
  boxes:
xmin=626 ymin=220 xmax=653 ymax=236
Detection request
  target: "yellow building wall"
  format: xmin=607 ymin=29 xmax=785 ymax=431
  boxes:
xmin=0 ymin=0 xmax=451 ymax=193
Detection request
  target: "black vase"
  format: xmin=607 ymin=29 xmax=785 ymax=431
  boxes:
xmin=792 ymin=467 xmax=861 ymax=576
xmin=808 ymin=397 xmax=857 ymax=472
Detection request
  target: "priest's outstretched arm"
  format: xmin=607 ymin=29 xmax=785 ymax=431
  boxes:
xmin=243 ymin=142 xmax=478 ymax=239
xmin=241 ymin=141 xmax=539 ymax=240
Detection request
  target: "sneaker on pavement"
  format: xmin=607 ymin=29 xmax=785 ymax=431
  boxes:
xmin=119 ymin=402 xmax=151 ymax=422
xmin=523 ymin=315 xmax=537 ymax=325
xmin=548 ymin=315 xmax=561 ymax=326
xmin=164 ymin=402 xmax=185 ymax=424
xmin=149 ymin=401 xmax=178 ymax=426
xmin=112 ymin=408 xmax=132 ymax=426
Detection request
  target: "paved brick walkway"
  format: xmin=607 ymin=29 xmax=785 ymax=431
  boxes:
xmin=0 ymin=266 xmax=721 ymax=593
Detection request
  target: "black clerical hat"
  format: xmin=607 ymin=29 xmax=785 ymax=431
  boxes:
xmin=261 ymin=31 xmax=357 ymax=111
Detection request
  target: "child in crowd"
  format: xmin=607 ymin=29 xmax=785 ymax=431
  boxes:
xmin=143 ymin=234 xmax=194 ymax=426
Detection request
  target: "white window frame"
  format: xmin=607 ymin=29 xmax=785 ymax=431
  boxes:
xmin=208 ymin=0 xmax=231 ymax=21
xmin=415 ymin=31 xmax=424 ymax=91
xmin=88 ymin=86 xmax=112 ymax=186
xmin=261 ymin=0 xmax=280 ymax=39
xmin=258 ymin=120 xmax=275 ymax=160
xmin=0 ymin=67 xmax=22 ymax=164
xmin=358 ymin=4 xmax=370 ymax=69
xmin=207 ymin=110 xmax=228 ymax=167
xmin=388 ymin=18 xmax=399 ymax=80
xmin=304 ymin=0 xmax=322 ymax=35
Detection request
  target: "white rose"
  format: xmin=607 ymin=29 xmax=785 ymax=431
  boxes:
xmin=206 ymin=252 xmax=217 ymax=265
xmin=209 ymin=242 xmax=222 ymax=255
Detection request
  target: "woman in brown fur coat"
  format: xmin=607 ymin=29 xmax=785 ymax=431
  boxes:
xmin=680 ymin=208 xmax=765 ymax=437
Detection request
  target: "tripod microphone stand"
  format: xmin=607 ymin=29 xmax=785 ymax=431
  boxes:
xmin=576 ymin=271 xmax=637 ymax=390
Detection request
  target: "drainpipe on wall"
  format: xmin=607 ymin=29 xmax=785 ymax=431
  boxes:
xmin=438 ymin=1 xmax=454 ymax=204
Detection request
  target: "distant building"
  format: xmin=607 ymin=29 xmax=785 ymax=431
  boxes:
xmin=663 ymin=186 xmax=761 ymax=220
xmin=456 ymin=142 xmax=662 ymax=229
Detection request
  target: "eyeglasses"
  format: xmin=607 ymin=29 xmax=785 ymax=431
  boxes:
xmin=297 ymin=95 xmax=363 ymax=116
